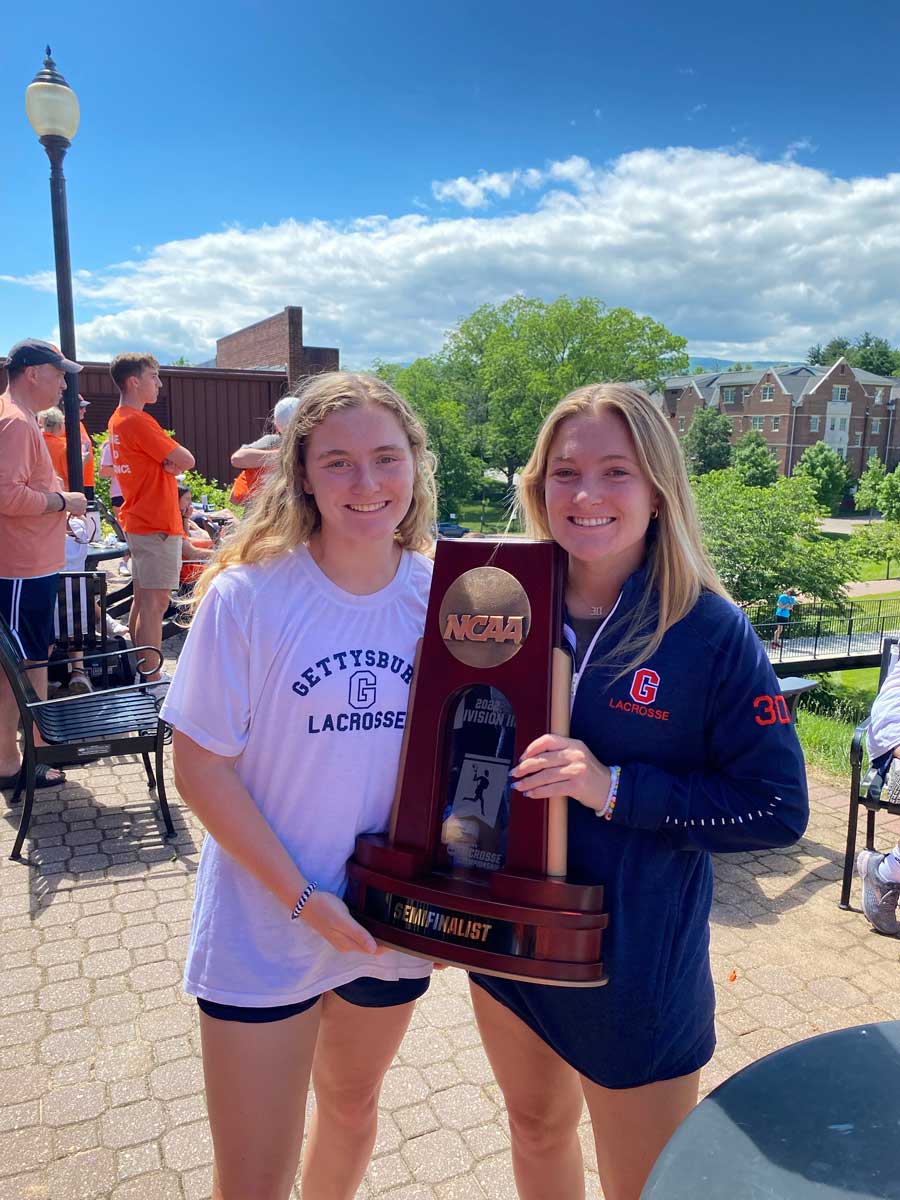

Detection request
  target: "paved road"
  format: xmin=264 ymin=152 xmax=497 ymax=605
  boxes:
xmin=2 ymin=715 xmax=899 ymax=1197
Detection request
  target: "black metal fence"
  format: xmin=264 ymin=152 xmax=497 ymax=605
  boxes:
xmin=749 ymin=596 xmax=900 ymax=664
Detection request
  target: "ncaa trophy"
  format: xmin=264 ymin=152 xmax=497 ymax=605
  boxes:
xmin=347 ymin=538 xmax=608 ymax=985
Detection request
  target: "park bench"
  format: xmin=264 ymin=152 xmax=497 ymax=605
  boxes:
xmin=841 ymin=636 xmax=900 ymax=909
xmin=0 ymin=613 xmax=175 ymax=862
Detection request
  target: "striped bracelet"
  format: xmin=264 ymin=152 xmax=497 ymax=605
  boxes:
xmin=290 ymin=881 xmax=318 ymax=920
xmin=596 ymin=764 xmax=621 ymax=820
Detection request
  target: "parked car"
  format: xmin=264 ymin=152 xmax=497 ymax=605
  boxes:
xmin=436 ymin=520 xmax=470 ymax=539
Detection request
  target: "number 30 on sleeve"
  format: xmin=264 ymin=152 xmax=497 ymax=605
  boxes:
xmin=753 ymin=694 xmax=791 ymax=726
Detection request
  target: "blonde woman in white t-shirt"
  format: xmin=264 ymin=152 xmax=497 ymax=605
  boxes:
xmin=160 ymin=372 xmax=437 ymax=1200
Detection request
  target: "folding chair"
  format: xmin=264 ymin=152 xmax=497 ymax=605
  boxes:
xmin=840 ymin=636 xmax=900 ymax=908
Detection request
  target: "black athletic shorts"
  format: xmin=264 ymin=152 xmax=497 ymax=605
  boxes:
xmin=196 ymin=974 xmax=430 ymax=1023
xmin=0 ymin=574 xmax=59 ymax=661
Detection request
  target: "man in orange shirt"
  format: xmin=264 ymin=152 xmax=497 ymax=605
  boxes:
xmin=107 ymin=353 xmax=195 ymax=688
xmin=0 ymin=338 xmax=87 ymax=790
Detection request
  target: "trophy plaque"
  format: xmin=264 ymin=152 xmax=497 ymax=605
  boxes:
xmin=347 ymin=538 xmax=608 ymax=985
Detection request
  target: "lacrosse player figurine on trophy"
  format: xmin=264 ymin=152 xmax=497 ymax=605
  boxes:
xmin=347 ymin=537 xmax=608 ymax=985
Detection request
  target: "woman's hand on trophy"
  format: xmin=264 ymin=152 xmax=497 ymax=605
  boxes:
xmin=509 ymin=733 xmax=611 ymax=813
xmin=300 ymin=890 xmax=387 ymax=956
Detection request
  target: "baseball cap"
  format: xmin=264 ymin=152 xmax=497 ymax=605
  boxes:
xmin=6 ymin=339 xmax=82 ymax=374
xmin=79 ymin=396 xmax=89 ymax=407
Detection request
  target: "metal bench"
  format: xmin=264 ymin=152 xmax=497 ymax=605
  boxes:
xmin=0 ymin=613 xmax=174 ymax=862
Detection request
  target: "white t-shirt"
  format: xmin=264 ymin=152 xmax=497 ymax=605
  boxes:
xmin=160 ymin=545 xmax=433 ymax=1005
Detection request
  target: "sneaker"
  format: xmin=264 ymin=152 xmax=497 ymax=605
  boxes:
xmin=117 ymin=561 xmax=132 ymax=576
xmin=105 ymin=615 xmax=130 ymax=638
xmin=857 ymin=850 xmax=900 ymax=936
xmin=68 ymin=670 xmax=93 ymax=695
xmin=136 ymin=668 xmax=173 ymax=699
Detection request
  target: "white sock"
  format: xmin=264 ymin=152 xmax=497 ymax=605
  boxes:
xmin=877 ymin=847 xmax=900 ymax=884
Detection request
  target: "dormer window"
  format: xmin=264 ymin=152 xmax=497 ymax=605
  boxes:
xmin=875 ymin=388 xmax=884 ymax=404
xmin=723 ymin=386 xmax=735 ymax=403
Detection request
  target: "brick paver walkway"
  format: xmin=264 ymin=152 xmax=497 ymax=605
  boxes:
xmin=2 ymin=708 xmax=899 ymax=1198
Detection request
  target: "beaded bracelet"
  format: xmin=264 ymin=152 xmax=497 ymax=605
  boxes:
xmin=596 ymin=764 xmax=621 ymax=820
xmin=290 ymin=881 xmax=318 ymax=920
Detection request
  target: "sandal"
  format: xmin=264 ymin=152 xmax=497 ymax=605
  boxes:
xmin=0 ymin=765 xmax=65 ymax=790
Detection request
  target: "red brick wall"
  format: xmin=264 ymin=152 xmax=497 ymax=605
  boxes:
xmin=217 ymin=310 xmax=292 ymax=372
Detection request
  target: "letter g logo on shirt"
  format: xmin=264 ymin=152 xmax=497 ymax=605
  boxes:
xmin=630 ymin=668 xmax=660 ymax=705
xmin=349 ymin=670 xmax=377 ymax=710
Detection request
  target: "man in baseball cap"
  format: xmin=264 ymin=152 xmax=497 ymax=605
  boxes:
xmin=5 ymin=338 xmax=82 ymax=375
xmin=0 ymin=338 xmax=87 ymax=791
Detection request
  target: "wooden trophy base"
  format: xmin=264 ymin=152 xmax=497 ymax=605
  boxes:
xmin=348 ymin=836 xmax=609 ymax=986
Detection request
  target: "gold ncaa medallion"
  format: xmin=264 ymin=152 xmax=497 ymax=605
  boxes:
xmin=439 ymin=566 xmax=532 ymax=668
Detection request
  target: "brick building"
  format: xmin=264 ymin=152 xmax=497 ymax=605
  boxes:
xmin=655 ymin=358 xmax=900 ymax=475
xmin=215 ymin=306 xmax=339 ymax=384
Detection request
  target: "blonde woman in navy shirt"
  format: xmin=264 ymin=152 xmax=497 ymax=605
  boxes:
xmin=469 ymin=384 xmax=808 ymax=1200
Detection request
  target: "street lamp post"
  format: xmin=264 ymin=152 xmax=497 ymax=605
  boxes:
xmin=25 ymin=47 xmax=83 ymax=492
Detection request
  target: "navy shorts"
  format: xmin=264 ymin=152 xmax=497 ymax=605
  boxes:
xmin=197 ymin=974 xmax=430 ymax=1023
xmin=0 ymin=574 xmax=59 ymax=662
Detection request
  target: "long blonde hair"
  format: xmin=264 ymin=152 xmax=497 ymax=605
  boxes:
xmin=517 ymin=383 xmax=728 ymax=677
xmin=191 ymin=372 xmax=436 ymax=607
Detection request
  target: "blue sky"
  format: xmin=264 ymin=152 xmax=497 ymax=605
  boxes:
xmin=3 ymin=0 xmax=900 ymax=366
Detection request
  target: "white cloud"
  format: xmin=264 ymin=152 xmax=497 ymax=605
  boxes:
xmin=6 ymin=145 xmax=900 ymax=367
xmin=431 ymin=167 xmax=545 ymax=209
xmin=782 ymin=137 xmax=818 ymax=163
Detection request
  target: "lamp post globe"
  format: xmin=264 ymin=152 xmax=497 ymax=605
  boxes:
xmin=25 ymin=47 xmax=84 ymax=492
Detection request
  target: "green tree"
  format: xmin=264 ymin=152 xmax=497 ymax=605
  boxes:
xmin=732 ymin=430 xmax=778 ymax=487
xmin=693 ymin=471 xmax=855 ymax=604
xmin=374 ymin=357 xmax=482 ymax=519
xmin=877 ymin=465 xmax=900 ymax=523
xmin=854 ymin=456 xmax=886 ymax=514
xmin=793 ymin=441 xmax=851 ymax=514
xmin=444 ymin=295 xmax=689 ymax=487
xmin=806 ymin=333 xmax=900 ymax=376
xmin=726 ymin=361 xmax=755 ymax=372
xmin=169 ymin=355 xmax=192 ymax=366
xmin=681 ymin=407 xmax=733 ymax=476
xmin=690 ymin=365 xmax=709 ymax=375
xmin=851 ymin=520 xmax=900 ymax=572
xmin=853 ymin=333 xmax=898 ymax=378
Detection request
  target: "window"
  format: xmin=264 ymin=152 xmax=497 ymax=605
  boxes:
xmin=875 ymin=388 xmax=884 ymax=405
xmin=809 ymin=415 xmax=820 ymax=432
xmin=839 ymin=417 xmax=848 ymax=432
xmin=829 ymin=417 xmax=836 ymax=432
xmin=751 ymin=416 xmax=764 ymax=431
xmin=678 ymin=416 xmax=686 ymax=433
xmin=742 ymin=387 xmax=750 ymax=399
xmin=832 ymin=385 xmax=849 ymax=402
xmin=771 ymin=415 xmax=781 ymax=432
xmin=872 ymin=418 xmax=882 ymax=434
xmin=723 ymin=386 xmax=735 ymax=403
xmin=853 ymin=432 xmax=862 ymax=447
xmin=761 ymin=385 xmax=774 ymax=401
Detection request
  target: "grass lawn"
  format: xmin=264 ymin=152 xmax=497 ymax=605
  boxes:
xmin=796 ymin=710 xmax=861 ymax=780
xmin=455 ymin=498 xmax=521 ymax=534
xmin=820 ymin=528 xmax=896 ymax=582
